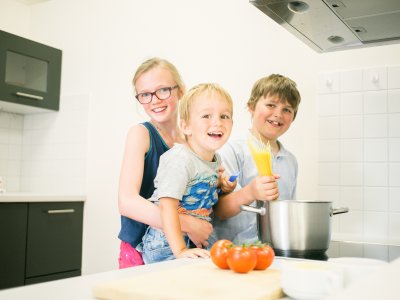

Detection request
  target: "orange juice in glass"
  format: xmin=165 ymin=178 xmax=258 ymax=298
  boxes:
xmin=247 ymin=138 xmax=273 ymax=176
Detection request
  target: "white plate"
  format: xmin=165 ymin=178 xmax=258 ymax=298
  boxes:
xmin=281 ymin=260 xmax=345 ymax=299
xmin=328 ymin=257 xmax=388 ymax=286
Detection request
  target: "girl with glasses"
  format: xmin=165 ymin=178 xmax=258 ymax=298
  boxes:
xmin=117 ymin=58 xmax=214 ymax=268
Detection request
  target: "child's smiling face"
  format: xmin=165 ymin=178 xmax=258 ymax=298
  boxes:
xmin=135 ymin=67 xmax=181 ymax=124
xmin=181 ymin=91 xmax=233 ymax=161
xmin=250 ymin=94 xmax=295 ymax=143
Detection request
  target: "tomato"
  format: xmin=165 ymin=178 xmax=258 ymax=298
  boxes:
xmin=226 ymin=245 xmax=257 ymax=273
xmin=210 ymin=239 xmax=233 ymax=269
xmin=249 ymin=243 xmax=275 ymax=270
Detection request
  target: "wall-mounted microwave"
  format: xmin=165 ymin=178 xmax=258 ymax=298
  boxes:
xmin=0 ymin=30 xmax=62 ymax=114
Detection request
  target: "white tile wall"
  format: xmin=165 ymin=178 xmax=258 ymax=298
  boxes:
xmin=364 ymin=212 xmax=388 ymax=240
xmin=389 ymin=188 xmax=400 ymax=212
xmin=340 ymin=69 xmax=363 ymax=93
xmin=319 ymin=139 xmax=340 ymax=162
xmin=363 ymin=67 xmax=388 ymax=91
xmin=388 ymin=113 xmax=400 ymax=137
xmin=0 ymin=94 xmax=89 ymax=194
xmin=318 ymin=65 xmax=400 ymax=246
xmin=340 ymin=186 xmax=363 ymax=211
xmin=318 ymin=186 xmax=340 ymax=202
xmin=318 ymin=94 xmax=340 ymax=116
xmin=364 ymin=138 xmax=387 ymax=162
xmin=363 ymin=162 xmax=388 ymax=186
xmin=319 ymin=117 xmax=340 ymax=139
xmin=318 ymin=162 xmax=340 ymax=185
xmin=340 ymin=92 xmax=363 ymax=115
xmin=318 ymin=72 xmax=340 ymax=94
xmin=364 ymin=187 xmax=388 ymax=211
xmin=340 ymin=139 xmax=363 ymax=162
xmin=388 ymin=90 xmax=400 ymax=112
xmin=339 ymin=210 xmax=363 ymax=236
xmin=388 ymin=66 xmax=400 ymax=89
xmin=364 ymin=114 xmax=388 ymax=138
xmin=389 ymin=163 xmax=400 ymax=186
xmin=0 ymin=111 xmax=23 ymax=192
xmin=340 ymin=115 xmax=363 ymax=138
xmin=388 ymin=138 xmax=400 ymax=161
xmin=340 ymin=163 xmax=363 ymax=186
xmin=363 ymin=90 xmax=387 ymax=114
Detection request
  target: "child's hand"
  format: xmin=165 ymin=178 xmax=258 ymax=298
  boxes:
xmin=250 ymin=173 xmax=280 ymax=201
xmin=217 ymin=166 xmax=238 ymax=194
xmin=218 ymin=175 xmax=237 ymax=194
xmin=184 ymin=216 xmax=213 ymax=249
xmin=175 ymin=248 xmax=210 ymax=259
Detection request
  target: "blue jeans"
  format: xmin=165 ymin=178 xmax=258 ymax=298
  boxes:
xmin=138 ymin=227 xmax=196 ymax=264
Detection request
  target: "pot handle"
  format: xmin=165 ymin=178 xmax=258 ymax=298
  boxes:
xmin=240 ymin=204 xmax=266 ymax=216
xmin=331 ymin=207 xmax=349 ymax=216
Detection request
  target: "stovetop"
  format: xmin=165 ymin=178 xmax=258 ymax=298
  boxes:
xmin=274 ymin=240 xmax=400 ymax=262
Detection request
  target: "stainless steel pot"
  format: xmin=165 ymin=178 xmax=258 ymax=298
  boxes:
xmin=241 ymin=200 xmax=349 ymax=257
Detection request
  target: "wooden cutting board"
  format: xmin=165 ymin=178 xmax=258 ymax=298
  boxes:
xmin=93 ymin=260 xmax=283 ymax=300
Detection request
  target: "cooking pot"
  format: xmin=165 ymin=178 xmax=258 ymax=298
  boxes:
xmin=240 ymin=200 xmax=349 ymax=257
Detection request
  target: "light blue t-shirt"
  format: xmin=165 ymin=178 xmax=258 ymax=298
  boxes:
xmin=211 ymin=135 xmax=298 ymax=245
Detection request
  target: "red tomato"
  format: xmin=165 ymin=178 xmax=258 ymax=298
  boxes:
xmin=210 ymin=239 xmax=233 ymax=269
xmin=249 ymin=244 xmax=275 ymax=270
xmin=226 ymin=245 xmax=257 ymax=273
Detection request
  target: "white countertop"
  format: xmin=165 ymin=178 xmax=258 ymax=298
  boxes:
xmin=0 ymin=258 xmax=200 ymax=300
xmin=0 ymin=257 xmax=399 ymax=300
xmin=0 ymin=193 xmax=86 ymax=202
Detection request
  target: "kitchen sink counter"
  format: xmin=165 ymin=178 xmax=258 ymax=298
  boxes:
xmin=0 ymin=193 xmax=86 ymax=202
xmin=0 ymin=257 xmax=399 ymax=300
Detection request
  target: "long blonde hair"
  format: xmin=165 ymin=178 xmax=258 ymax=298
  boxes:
xmin=132 ymin=57 xmax=186 ymax=95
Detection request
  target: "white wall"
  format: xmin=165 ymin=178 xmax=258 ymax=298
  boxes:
xmin=317 ymin=66 xmax=400 ymax=247
xmin=20 ymin=94 xmax=89 ymax=193
xmin=1 ymin=0 xmax=400 ymax=274
xmin=0 ymin=112 xmax=23 ymax=191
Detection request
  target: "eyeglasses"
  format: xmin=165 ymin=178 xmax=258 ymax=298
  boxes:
xmin=135 ymin=85 xmax=179 ymax=104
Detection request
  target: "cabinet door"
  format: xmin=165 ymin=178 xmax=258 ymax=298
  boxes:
xmin=25 ymin=270 xmax=81 ymax=285
xmin=0 ymin=30 xmax=62 ymax=113
xmin=0 ymin=203 xmax=27 ymax=289
xmin=25 ymin=202 xmax=83 ymax=279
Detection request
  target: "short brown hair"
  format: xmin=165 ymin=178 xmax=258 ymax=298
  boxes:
xmin=247 ymin=74 xmax=301 ymax=119
xmin=179 ymin=83 xmax=233 ymax=122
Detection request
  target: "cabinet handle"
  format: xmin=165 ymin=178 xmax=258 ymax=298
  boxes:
xmin=16 ymin=92 xmax=44 ymax=101
xmin=47 ymin=209 xmax=75 ymax=214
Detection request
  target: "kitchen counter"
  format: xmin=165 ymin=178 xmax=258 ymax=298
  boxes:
xmin=0 ymin=257 xmax=399 ymax=300
xmin=0 ymin=258 xmax=198 ymax=300
xmin=0 ymin=193 xmax=86 ymax=202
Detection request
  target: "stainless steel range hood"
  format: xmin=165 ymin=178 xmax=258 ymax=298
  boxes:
xmin=250 ymin=0 xmax=400 ymax=52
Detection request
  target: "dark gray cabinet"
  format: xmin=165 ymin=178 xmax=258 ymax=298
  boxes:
xmin=0 ymin=202 xmax=83 ymax=290
xmin=0 ymin=203 xmax=28 ymax=289
xmin=0 ymin=30 xmax=62 ymax=113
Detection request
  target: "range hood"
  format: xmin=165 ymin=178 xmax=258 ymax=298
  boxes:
xmin=250 ymin=0 xmax=400 ymax=52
